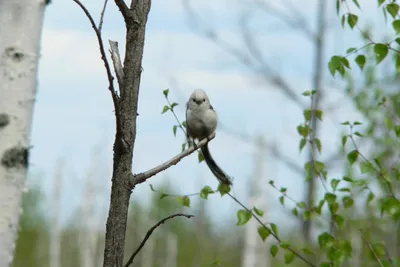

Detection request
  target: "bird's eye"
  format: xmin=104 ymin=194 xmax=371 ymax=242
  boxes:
xmin=203 ymin=99 xmax=206 ymax=102
xmin=192 ymin=99 xmax=196 ymax=102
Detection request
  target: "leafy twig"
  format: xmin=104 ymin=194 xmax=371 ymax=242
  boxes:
xmin=359 ymin=230 xmax=384 ymax=267
xmin=124 ymin=213 xmax=194 ymax=267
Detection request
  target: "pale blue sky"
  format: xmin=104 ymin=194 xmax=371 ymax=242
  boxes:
xmin=28 ymin=0 xmax=393 ymax=229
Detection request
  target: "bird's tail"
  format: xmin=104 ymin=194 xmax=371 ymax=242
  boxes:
xmin=201 ymin=144 xmax=232 ymax=185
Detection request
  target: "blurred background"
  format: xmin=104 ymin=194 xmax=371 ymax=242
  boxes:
xmin=17 ymin=0 xmax=400 ymax=266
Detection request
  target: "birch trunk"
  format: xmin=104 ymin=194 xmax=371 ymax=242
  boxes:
xmin=0 ymin=0 xmax=47 ymax=266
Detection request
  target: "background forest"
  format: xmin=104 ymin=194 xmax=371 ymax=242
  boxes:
xmin=9 ymin=0 xmax=400 ymax=266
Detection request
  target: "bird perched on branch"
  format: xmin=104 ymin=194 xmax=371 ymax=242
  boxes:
xmin=186 ymin=89 xmax=232 ymax=185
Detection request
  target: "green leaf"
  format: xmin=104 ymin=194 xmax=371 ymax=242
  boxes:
xmin=395 ymin=125 xmax=400 ymax=136
xmin=387 ymin=3 xmax=399 ymax=19
xmin=182 ymin=120 xmax=187 ymax=128
xmin=360 ymin=161 xmax=375 ymax=174
xmin=218 ymin=183 xmax=231 ymax=196
xmin=279 ymin=196 xmax=285 ymax=206
xmin=302 ymin=90 xmax=311 ymax=96
xmin=346 ymin=47 xmax=357 ymax=54
xmin=170 ymin=102 xmax=178 ymax=110
xmin=299 ymin=138 xmax=307 ymax=152
xmin=291 ymin=208 xmax=298 ymax=216
xmin=335 ymin=214 xmax=345 ymax=229
xmin=315 ymin=109 xmax=323 ymax=121
xmin=318 ymin=232 xmax=336 ymax=250
xmin=163 ymin=89 xmax=169 ymax=97
xmin=271 ymin=223 xmax=279 ymax=236
xmin=280 ymin=187 xmax=287 ymax=193
xmin=280 ymin=242 xmax=290 ymax=249
xmin=341 ymin=14 xmax=346 ymax=28
xmin=160 ymin=193 xmax=168 ymax=199
xmin=367 ymin=191 xmax=375 ymax=203
xmin=161 ymin=105 xmax=170 ymax=114
xmin=297 ymin=124 xmax=311 ymax=137
xmin=284 ymin=252 xmax=295 ymax=264
xmin=253 ymin=206 xmax=264 ymax=217
xmin=374 ymin=43 xmax=389 ymax=64
xmin=257 ymin=226 xmax=270 ymax=241
xmin=177 ymin=196 xmax=190 ymax=207
xmin=347 ymin=150 xmax=359 ymax=165
xmin=378 ymin=0 xmax=385 ymax=6
xmin=303 ymin=210 xmax=311 ymax=219
xmin=149 ymin=184 xmax=156 ymax=191
xmin=200 ymin=186 xmax=214 ymax=199
xmin=172 ymin=125 xmax=177 ymax=136
xmin=236 ymin=209 xmax=252 ymax=226
xmin=342 ymin=135 xmax=348 ymax=146
xmin=270 ymin=245 xmax=279 ymax=257
xmin=303 ymin=109 xmax=311 ymax=121
xmin=342 ymin=196 xmax=354 ymax=208
xmin=302 ymin=247 xmax=314 ymax=255
xmin=393 ymin=20 xmax=400 ymax=33
xmin=352 ymin=0 xmax=360 ymax=8
xmin=198 ymin=151 xmax=204 ymax=162
xmin=347 ymin=14 xmax=358 ymax=29
xmin=325 ymin=193 xmax=337 ymax=204
xmin=314 ymin=138 xmax=322 ymax=153
xmin=181 ymin=143 xmax=186 ymax=152
xmin=355 ymin=55 xmax=366 ymax=70
xmin=297 ymin=201 xmax=307 ymax=208
xmin=331 ymin=179 xmax=340 ymax=191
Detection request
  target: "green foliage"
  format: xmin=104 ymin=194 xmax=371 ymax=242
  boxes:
xmin=236 ymin=209 xmax=252 ymax=226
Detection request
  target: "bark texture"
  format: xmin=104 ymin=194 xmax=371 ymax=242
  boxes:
xmin=0 ymin=0 xmax=46 ymax=266
xmin=102 ymin=1 xmax=151 ymax=267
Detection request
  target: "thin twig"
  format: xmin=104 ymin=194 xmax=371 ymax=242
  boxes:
xmin=72 ymin=0 xmax=121 ymax=133
xmin=131 ymin=133 xmax=215 ymax=187
xmin=98 ymin=0 xmax=109 ymax=32
xmin=109 ymin=40 xmax=124 ymax=90
xmin=227 ymin=192 xmax=317 ymax=267
xmin=124 ymin=213 xmax=194 ymax=267
xmin=359 ymin=230 xmax=385 ymax=267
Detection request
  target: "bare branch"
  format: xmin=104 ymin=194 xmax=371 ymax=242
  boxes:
xmin=114 ymin=0 xmax=130 ymax=20
xmin=98 ymin=0 xmax=109 ymax=32
xmin=182 ymin=0 xmax=305 ymax=108
xmin=124 ymin=213 xmax=194 ymax=267
xmin=131 ymin=133 xmax=216 ymax=187
xmin=72 ymin=0 xmax=121 ymax=133
xmin=255 ymin=0 xmax=314 ymax=40
xmin=108 ymin=40 xmax=124 ymax=90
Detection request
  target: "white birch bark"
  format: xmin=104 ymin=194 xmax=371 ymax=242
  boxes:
xmin=50 ymin=161 xmax=63 ymax=267
xmin=0 ymin=0 xmax=47 ymax=266
xmin=242 ymin=136 xmax=270 ymax=267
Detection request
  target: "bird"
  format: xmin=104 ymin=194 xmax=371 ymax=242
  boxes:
xmin=186 ymin=89 xmax=232 ymax=185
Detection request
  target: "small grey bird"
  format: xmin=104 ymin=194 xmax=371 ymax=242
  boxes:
xmin=186 ymin=89 xmax=232 ymax=185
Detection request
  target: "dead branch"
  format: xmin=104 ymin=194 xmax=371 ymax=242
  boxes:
xmin=72 ymin=0 xmax=121 ymax=133
xmin=109 ymin=40 xmax=124 ymax=90
xmin=131 ymin=133 xmax=215 ymax=187
xmin=124 ymin=213 xmax=194 ymax=267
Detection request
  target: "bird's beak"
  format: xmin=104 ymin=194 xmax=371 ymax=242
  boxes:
xmin=196 ymin=100 xmax=202 ymax=105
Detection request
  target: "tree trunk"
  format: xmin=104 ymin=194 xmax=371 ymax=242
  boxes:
xmin=0 ymin=0 xmax=47 ymax=266
xmin=102 ymin=1 xmax=151 ymax=267
xmin=303 ymin=0 xmax=326 ymax=242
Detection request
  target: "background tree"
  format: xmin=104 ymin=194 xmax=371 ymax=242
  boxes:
xmin=0 ymin=1 xmax=48 ymax=266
